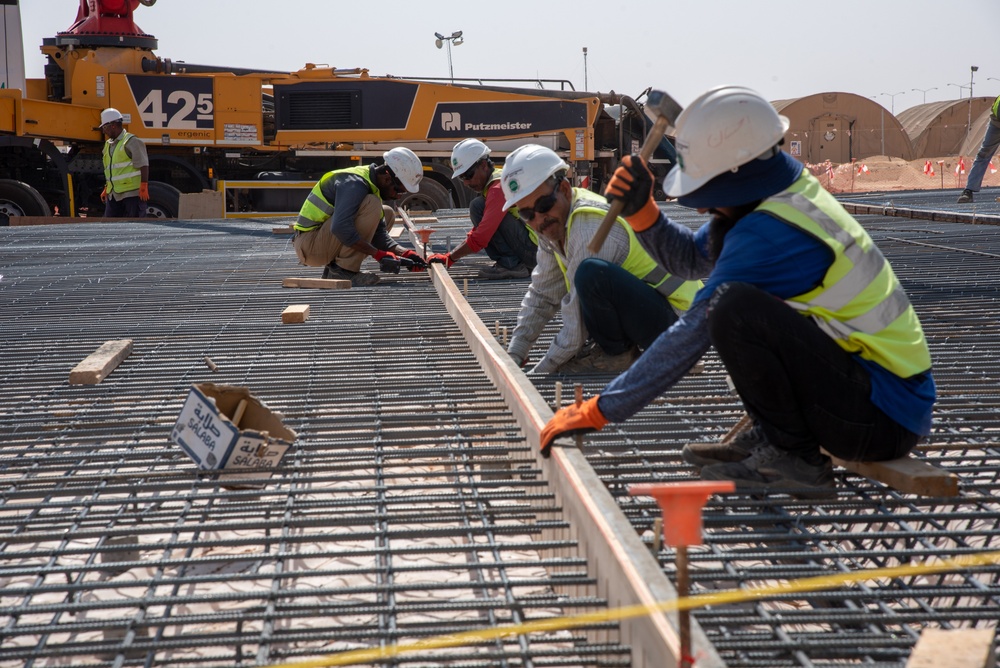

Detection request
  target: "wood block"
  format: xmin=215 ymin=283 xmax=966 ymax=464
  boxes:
xmin=282 ymin=277 xmax=351 ymax=290
xmin=272 ymin=226 xmax=294 ymax=234
xmin=822 ymin=449 xmax=960 ymax=498
xmin=281 ymin=304 xmax=310 ymax=324
xmin=906 ymin=628 xmax=995 ymax=668
xmin=69 ymin=339 xmax=133 ymax=385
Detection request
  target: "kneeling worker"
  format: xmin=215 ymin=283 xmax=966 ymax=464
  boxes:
xmin=540 ymin=86 xmax=936 ymax=497
xmin=428 ymin=139 xmax=538 ymax=279
xmin=293 ymin=147 xmax=426 ymax=286
xmin=500 ymin=144 xmax=700 ymax=374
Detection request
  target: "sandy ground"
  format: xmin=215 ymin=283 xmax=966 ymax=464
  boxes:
xmin=805 ymin=156 xmax=1000 ymax=194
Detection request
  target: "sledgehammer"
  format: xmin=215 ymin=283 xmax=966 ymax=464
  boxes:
xmin=588 ymin=89 xmax=683 ymax=254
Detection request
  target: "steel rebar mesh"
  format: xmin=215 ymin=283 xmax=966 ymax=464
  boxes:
xmin=447 ymin=205 xmax=1000 ymax=668
xmin=0 ymin=220 xmax=630 ymax=667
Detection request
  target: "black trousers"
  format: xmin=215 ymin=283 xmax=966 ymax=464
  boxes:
xmin=707 ymin=282 xmax=918 ymax=462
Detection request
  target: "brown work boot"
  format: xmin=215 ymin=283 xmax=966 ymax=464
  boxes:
xmin=559 ymin=344 xmax=638 ymax=374
xmin=682 ymin=423 xmax=766 ymax=469
xmin=478 ymin=262 xmax=531 ymax=280
xmin=323 ymin=264 xmax=380 ymax=286
xmin=701 ymin=443 xmax=836 ymax=499
xmin=957 ymin=189 xmax=974 ymax=204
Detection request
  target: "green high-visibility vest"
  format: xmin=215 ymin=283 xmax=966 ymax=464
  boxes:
xmin=555 ymin=189 xmax=700 ymax=311
xmin=103 ymin=131 xmax=142 ymax=194
xmin=757 ymin=170 xmax=931 ymax=378
xmin=295 ymin=165 xmax=380 ymax=232
xmin=484 ymin=168 xmax=538 ymax=246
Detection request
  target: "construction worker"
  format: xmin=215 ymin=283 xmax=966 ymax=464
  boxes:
xmin=427 ymin=139 xmax=537 ymax=279
xmin=540 ymin=86 xmax=936 ymax=497
xmin=293 ymin=147 xmax=426 ymax=286
xmin=97 ymin=108 xmax=149 ymax=218
xmin=499 ymin=144 xmax=700 ymax=374
xmin=957 ymin=93 xmax=1000 ymax=203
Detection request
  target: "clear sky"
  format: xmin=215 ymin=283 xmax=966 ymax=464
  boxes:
xmin=16 ymin=0 xmax=1000 ymax=113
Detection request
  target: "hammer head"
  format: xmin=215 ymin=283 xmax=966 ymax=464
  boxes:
xmin=643 ymin=89 xmax=684 ymax=128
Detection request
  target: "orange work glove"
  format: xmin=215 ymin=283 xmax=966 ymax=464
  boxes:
xmin=139 ymin=182 xmax=150 ymax=201
xmin=100 ymin=186 xmax=108 ymax=203
xmin=539 ymin=396 xmax=608 ymax=458
xmin=604 ymin=155 xmax=660 ymax=232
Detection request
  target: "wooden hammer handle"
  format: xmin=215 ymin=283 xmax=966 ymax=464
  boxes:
xmin=588 ymin=113 xmax=671 ymax=254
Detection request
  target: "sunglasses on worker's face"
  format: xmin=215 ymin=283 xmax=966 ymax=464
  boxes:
xmin=459 ymin=160 xmax=482 ymax=182
xmin=518 ymin=178 xmax=562 ymax=222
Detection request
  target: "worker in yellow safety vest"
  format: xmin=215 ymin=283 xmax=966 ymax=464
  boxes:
xmin=499 ymin=144 xmax=702 ymax=375
xmin=957 ymin=94 xmax=1000 ymax=203
xmin=427 ymin=139 xmax=538 ymax=279
xmin=293 ymin=147 xmax=427 ymax=286
xmin=97 ymin=108 xmax=149 ymax=218
xmin=540 ymin=86 xmax=936 ymax=498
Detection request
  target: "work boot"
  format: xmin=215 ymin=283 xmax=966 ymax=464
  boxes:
xmin=478 ymin=262 xmax=531 ymax=280
xmin=757 ymin=451 xmax=836 ymax=499
xmin=322 ymin=264 xmax=380 ymax=286
xmin=700 ymin=442 xmax=782 ymax=486
xmin=559 ymin=344 xmax=639 ymax=374
xmin=957 ymin=189 xmax=974 ymax=204
xmin=681 ymin=423 xmax=766 ymax=469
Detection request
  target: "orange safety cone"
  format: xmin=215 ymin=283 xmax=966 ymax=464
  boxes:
xmin=630 ymin=481 xmax=735 ymax=668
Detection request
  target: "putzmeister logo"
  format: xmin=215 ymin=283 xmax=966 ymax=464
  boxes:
xmin=442 ymin=112 xmax=461 ymax=132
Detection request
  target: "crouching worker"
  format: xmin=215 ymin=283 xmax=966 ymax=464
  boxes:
xmin=539 ymin=86 xmax=935 ymax=497
xmin=427 ymin=139 xmax=537 ymax=279
xmin=293 ymin=147 xmax=426 ymax=286
xmin=499 ymin=144 xmax=701 ymax=374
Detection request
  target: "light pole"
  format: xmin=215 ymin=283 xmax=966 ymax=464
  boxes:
xmin=880 ymin=91 xmax=905 ymax=115
xmin=434 ymin=31 xmax=464 ymax=83
xmin=911 ymin=87 xmax=938 ymax=104
xmin=582 ymin=47 xmax=588 ymax=91
xmin=969 ymin=66 xmax=979 ymax=142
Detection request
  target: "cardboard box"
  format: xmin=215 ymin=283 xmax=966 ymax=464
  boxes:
xmin=170 ymin=383 xmax=296 ymax=485
xmin=177 ymin=189 xmax=223 ymax=220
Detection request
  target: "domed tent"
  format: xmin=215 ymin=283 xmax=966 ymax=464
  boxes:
xmin=957 ymin=101 xmax=999 ymax=157
xmin=772 ymin=92 xmax=912 ymax=163
xmin=897 ymin=98 xmax=995 ymax=158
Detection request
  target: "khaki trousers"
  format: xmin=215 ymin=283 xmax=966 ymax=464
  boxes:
xmin=293 ymin=195 xmax=395 ymax=271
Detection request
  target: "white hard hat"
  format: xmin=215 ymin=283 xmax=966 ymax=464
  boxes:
xmin=383 ymin=147 xmax=423 ymax=193
xmin=662 ymin=85 xmax=790 ymax=199
xmin=450 ymin=138 xmax=490 ymax=178
xmin=500 ymin=144 xmax=568 ymax=211
xmin=99 ymin=108 xmax=124 ymax=126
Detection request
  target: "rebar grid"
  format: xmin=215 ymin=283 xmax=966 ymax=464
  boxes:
xmin=0 ymin=222 xmax=630 ymax=667
xmin=451 ymin=207 xmax=1000 ymax=667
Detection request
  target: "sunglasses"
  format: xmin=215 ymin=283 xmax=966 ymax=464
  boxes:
xmin=458 ymin=159 xmax=482 ymax=182
xmin=518 ymin=178 xmax=562 ymax=222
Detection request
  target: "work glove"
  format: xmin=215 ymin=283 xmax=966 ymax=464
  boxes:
xmin=373 ymin=250 xmax=398 ymax=263
xmin=604 ymin=155 xmax=660 ymax=232
xmin=100 ymin=186 xmax=108 ymax=203
xmin=399 ymin=249 xmax=428 ymax=271
xmin=539 ymin=396 xmax=608 ymax=458
xmin=139 ymin=182 xmax=150 ymax=201
xmin=427 ymin=253 xmax=454 ymax=268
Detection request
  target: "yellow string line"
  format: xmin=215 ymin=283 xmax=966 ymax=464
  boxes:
xmin=262 ymin=550 xmax=1000 ymax=668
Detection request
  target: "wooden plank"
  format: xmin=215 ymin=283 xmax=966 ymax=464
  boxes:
xmin=271 ymin=226 xmax=294 ymax=235
xmin=823 ymin=449 xmax=960 ymax=497
xmin=69 ymin=339 xmax=133 ymax=385
xmin=281 ymin=277 xmax=351 ymax=290
xmin=428 ymin=264 xmax=726 ymax=668
xmin=281 ymin=304 xmax=310 ymax=324
xmin=906 ymin=628 xmax=996 ymax=668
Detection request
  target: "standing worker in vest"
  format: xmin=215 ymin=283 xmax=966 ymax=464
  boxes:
xmin=293 ymin=148 xmax=426 ymax=286
xmin=97 ymin=108 xmax=149 ymax=218
xmin=500 ymin=144 xmax=700 ymax=374
xmin=539 ymin=86 xmax=935 ymax=497
xmin=957 ymin=94 xmax=1000 ymax=203
xmin=427 ymin=139 xmax=538 ymax=279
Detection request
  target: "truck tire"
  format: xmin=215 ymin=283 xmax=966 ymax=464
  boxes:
xmin=0 ymin=179 xmax=52 ymax=218
xmin=145 ymin=181 xmax=181 ymax=218
xmin=398 ymin=178 xmax=452 ymax=212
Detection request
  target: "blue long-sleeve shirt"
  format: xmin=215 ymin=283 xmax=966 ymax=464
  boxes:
xmin=597 ymin=209 xmax=936 ymax=436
